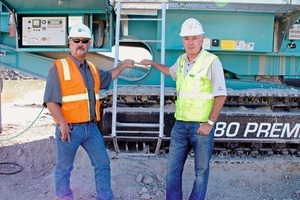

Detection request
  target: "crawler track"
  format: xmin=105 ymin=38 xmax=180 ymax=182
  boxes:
xmin=100 ymin=86 xmax=300 ymax=156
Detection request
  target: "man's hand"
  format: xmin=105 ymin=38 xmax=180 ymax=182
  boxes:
xmin=139 ymin=59 xmax=152 ymax=66
xmin=59 ymin=122 xmax=71 ymax=142
xmin=197 ymin=123 xmax=213 ymax=135
xmin=111 ymin=59 xmax=135 ymax=80
xmin=121 ymin=59 xmax=135 ymax=68
xmin=45 ymin=102 xmax=71 ymax=142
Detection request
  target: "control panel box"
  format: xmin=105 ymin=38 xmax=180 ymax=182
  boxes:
xmin=22 ymin=16 xmax=67 ymax=46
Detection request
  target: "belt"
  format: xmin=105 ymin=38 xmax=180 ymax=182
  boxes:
xmin=68 ymin=121 xmax=95 ymax=126
xmin=176 ymin=120 xmax=200 ymax=123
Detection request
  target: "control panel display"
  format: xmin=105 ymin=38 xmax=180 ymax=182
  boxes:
xmin=32 ymin=19 xmax=41 ymax=28
xmin=22 ymin=16 xmax=67 ymax=46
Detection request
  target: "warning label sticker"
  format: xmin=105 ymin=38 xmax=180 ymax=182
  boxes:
xmin=221 ymin=40 xmax=254 ymax=51
xmin=289 ymin=24 xmax=300 ymax=40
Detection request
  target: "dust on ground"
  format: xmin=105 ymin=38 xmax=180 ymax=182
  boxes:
xmin=0 ymin=79 xmax=300 ymax=200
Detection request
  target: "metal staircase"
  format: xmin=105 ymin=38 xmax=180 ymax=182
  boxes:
xmin=110 ymin=0 xmax=167 ymax=156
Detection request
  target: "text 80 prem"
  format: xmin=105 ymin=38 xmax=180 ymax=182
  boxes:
xmin=214 ymin=122 xmax=300 ymax=139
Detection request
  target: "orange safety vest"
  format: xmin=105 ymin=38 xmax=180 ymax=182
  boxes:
xmin=54 ymin=57 xmax=101 ymax=123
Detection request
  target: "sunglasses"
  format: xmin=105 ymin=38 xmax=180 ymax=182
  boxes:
xmin=71 ymin=38 xmax=90 ymax=44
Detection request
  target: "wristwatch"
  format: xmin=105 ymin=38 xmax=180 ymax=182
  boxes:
xmin=207 ymin=119 xmax=214 ymax=126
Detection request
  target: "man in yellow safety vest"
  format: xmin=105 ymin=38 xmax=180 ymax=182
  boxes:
xmin=140 ymin=18 xmax=227 ymax=200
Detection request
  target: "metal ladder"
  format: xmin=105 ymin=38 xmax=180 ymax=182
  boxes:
xmin=111 ymin=0 xmax=167 ymax=156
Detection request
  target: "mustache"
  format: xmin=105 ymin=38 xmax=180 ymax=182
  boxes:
xmin=76 ymin=47 xmax=85 ymax=51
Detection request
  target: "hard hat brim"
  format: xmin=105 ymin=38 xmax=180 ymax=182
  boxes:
xmin=179 ymin=32 xmax=204 ymax=37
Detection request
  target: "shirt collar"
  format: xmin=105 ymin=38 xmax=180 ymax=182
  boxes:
xmin=183 ymin=49 xmax=204 ymax=63
xmin=68 ymin=54 xmax=88 ymax=68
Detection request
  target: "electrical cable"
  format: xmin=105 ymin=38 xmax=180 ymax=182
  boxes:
xmin=0 ymin=107 xmax=45 ymax=142
xmin=0 ymin=107 xmax=45 ymax=175
xmin=0 ymin=162 xmax=23 ymax=175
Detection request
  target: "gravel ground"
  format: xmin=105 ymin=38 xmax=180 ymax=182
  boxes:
xmin=1 ymin=136 xmax=300 ymax=200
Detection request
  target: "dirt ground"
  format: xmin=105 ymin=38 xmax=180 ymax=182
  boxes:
xmin=0 ymin=79 xmax=300 ymax=200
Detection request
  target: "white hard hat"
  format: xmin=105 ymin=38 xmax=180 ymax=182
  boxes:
xmin=179 ymin=18 xmax=204 ymax=37
xmin=68 ymin=23 xmax=92 ymax=39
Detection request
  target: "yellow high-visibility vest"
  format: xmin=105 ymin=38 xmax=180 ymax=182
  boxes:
xmin=175 ymin=50 xmax=217 ymax=122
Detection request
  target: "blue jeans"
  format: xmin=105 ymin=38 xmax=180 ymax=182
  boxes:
xmin=55 ymin=122 xmax=113 ymax=200
xmin=166 ymin=121 xmax=215 ymax=200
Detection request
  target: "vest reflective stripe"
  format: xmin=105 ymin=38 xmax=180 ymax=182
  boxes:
xmin=88 ymin=61 xmax=101 ymax=121
xmin=87 ymin=61 xmax=97 ymax=72
xmin=192 ymin=53 xmax=217 ymax=92
xmin=177 ymin=91 xmax=213 ymax=99
xmin=61 ymin=92 xmax=100 ymax=102
xmin=62 ymin=93 xmax=89 ymax=102
xmin=60 ymin=59 xmax=71 ymax=81
xmin=60 ymin=60 xmax=88 ymax=104
xmin=54 ymin=57 xmax=101 ymax=123
xmin=86 ymin=61 xmax=101 ymax=120
xmin=175 ymin=50 xmax=217 ymax=122
xmin=86 ymin=62 xmax=101 ymax=103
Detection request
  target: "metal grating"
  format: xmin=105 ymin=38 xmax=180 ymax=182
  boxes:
xmin=168 ymin=2 xmax=300 ymax=14
xmin=112 ymin=1 xmax=300 ymax=15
